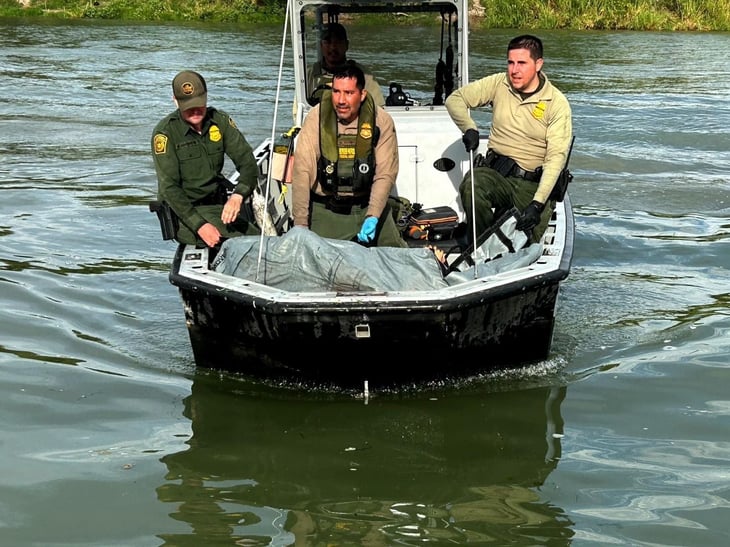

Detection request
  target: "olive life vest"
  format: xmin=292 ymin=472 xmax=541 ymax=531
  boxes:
xmin=317 ymin=90 xmax=379 ymax=195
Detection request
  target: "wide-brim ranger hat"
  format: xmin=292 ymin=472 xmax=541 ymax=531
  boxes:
xmin=172 ymin=70 xmax=207 ymax=111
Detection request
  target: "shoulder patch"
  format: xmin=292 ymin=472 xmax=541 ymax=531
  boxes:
xmin=153 ymin=134 xmax=168 ymax=154
xmin=228 ymin=117 xmax=237 ymax=129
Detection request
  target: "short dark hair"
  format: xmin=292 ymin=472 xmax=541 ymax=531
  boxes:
xmin=331 ymin=63 xmax=365 ymax=91
xmin=508 ymin=35 xmax=543 ymax=61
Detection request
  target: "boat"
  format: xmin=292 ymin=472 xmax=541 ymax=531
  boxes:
xmin=162 ymin=0 xmax=575 ymax=389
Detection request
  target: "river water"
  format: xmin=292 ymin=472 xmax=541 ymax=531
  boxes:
xmin=1 ymin=17 xmax=729 ymax=546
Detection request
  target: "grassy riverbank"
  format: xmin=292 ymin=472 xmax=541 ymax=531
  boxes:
xmin=1 ymin=0 xmax=729 ymax=30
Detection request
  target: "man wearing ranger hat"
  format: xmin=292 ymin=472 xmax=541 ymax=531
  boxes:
xmin=151 ymin=70 xmax=260 ymax=248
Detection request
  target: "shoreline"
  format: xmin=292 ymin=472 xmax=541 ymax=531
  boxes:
xmin=2 ymin=0 xmax=729 ymax=31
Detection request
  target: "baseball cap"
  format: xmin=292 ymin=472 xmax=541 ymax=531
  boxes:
xmin=172 ymin=70 xmax=207 ymax=111
xmin=321 ymin=23 xmax=347 ymax=42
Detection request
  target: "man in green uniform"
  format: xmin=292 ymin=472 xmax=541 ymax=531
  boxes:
xmin=306 ymin=23 xmax=385 ymax=108
xmin=446 ymin=35 xmax=573 ymax=242
xmin=151 ymin=70 xmax=260 ymax=248
xmin=291 ymin=64 xmax=406 ymax=247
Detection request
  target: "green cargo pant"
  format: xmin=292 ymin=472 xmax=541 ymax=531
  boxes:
xmin=459 ymin=167 xmax=553 ymax=242
xmin=310 ymin=200 xmax=408 ymax=248
xmin=175 ymin=204 xmax=261 ymax=246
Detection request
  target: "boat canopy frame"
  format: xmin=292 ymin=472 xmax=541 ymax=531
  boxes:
xmin=290 ymin=0 xmax=468 ymax=124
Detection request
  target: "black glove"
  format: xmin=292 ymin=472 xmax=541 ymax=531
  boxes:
xmin=462 ymin=128 xmax=479 ymax=152
xmin=516 ymin=200 xmax=544 ymax=232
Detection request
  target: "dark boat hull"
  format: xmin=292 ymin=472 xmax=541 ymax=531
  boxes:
xmin=171 ymin=252 xmax=566 ymax=388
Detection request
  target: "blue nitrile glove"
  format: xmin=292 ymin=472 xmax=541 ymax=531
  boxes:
xmin=462 ymin=128 xmax=479 ymax=152
xmin=516 ymin=200 xmax=544 ymax=232
xmin=357 ymin=216 xmax=378 ymax=243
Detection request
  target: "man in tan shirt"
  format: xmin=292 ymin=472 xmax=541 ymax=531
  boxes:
xmin=446 ymin=34 xmax=573 ymax=241
xmin=292 ymin=64 xmax=406 ymax=247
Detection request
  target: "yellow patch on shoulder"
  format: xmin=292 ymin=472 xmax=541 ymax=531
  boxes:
xmin=209 ymin=125 xmax=222 ymax=142
xmin=532 ymin=101 xmax=547 ymax=120
xmin=360 ymin=122 xmax=373 ymax=140
xmin=153 ymin=134 xmax=168 ymax=154
xmin=228 ymin=117 xmax=237 ymax=129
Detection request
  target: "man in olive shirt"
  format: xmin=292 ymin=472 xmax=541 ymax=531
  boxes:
xmin=152 ymin=70 xmax=260 ymax=248
xmin=446 ymin=35 xmax=573 ymax=242
xmin=306 ymin=23 xmax=385 ymax=108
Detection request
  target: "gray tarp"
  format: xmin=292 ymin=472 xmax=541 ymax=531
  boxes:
xmin=212 ymin=225 xmax=543 ymax=293
xmin=212 ymin=227 xmax=448 ymax=292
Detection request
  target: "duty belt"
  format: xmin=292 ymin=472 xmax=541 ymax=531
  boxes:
xmin=311 ymin=192 xmax=368 ymax=214
xmin=193 ymin=185 xmax=228 ymax=206
xmin=482 ymin=150 xmax=541 ymax=182
xmin=509 ymin=164 xmax=541 ymax=182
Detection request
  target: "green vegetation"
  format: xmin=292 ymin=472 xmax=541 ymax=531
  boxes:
xmin=481 ymin=0 xmax=730 ymax=30
xmin=0 ymin=0 xmax=285 ymax=22
xmin=1 ymin=0 xmax=729 ymax=30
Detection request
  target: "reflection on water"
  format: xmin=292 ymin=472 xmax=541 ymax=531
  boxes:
xmin=157 ymin=372 xmax=572 ymax=544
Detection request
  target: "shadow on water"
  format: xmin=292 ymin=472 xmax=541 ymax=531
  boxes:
xmin=156 ymin=370 xmax=574 ymax=545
